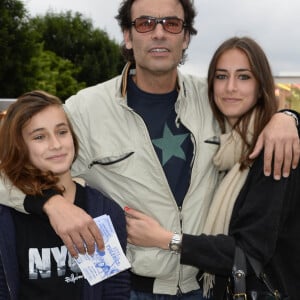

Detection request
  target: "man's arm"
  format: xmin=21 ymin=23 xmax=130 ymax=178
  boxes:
xmin=0 ymin=177 xmax=104 ymax=257
xmin=0 ymin=177 xmax=27 ymax=213
xmin=250 ymin=111 xmax=300 ymax=180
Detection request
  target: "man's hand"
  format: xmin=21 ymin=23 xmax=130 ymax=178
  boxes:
xmin=250 ymin=112 xmax=300 ymax=180
xmin=43 ymin=195 xmax=104 ymax=257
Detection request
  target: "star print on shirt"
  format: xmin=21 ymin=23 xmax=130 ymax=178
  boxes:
xmin=152 ymin=124 xmax=189 ymax=166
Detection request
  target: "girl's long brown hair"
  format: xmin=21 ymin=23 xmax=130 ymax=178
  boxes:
xmin=0 ymin=90 xmax=79 ymax=195
xmin=207 ymin=36 xmax=278 ymax=170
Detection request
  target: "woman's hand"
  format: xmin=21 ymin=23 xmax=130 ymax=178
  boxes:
xmin=125 ymin=207 xmax=172 ymax=250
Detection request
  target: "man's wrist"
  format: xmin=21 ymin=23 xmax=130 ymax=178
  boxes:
xmin=277 ymin=109 xmax=299 ymax=127
xmin=24 ymin=189 xmax=62 ymax=215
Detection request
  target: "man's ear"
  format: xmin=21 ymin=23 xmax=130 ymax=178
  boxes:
xmin=124 ymin=30 xmax=133 ymax=50
xmin=183 ymin=32 xmax=190 ymax=50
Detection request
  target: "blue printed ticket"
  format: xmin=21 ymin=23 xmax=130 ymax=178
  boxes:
xmin=75 ymin=214 xmax=131 ymax=285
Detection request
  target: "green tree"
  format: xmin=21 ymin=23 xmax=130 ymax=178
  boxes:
xmin=0 ymin=0 xmax=40 ymax=97
xmin=30 ymin=11 xmax=125 ymax=88
xmin=29 ymin=44 xmax=86 ymax=101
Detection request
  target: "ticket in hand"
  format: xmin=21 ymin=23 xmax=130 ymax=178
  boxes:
xmin=75 ymin=214 xmax=131 ymax=285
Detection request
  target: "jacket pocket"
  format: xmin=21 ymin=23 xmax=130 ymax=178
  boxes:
xmin=88 ymin=151 xmax=134 ymax=168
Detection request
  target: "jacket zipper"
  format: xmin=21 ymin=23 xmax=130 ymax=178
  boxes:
xmin=176 ymin=206 xmax=183 ymax=295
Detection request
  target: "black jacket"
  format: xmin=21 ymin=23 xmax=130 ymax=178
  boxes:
xmin=181 ymin=153 xmax=300 ymax=299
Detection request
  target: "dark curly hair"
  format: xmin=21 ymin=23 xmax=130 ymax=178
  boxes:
xmin=115 ymin=0 xmax=197 ymax=65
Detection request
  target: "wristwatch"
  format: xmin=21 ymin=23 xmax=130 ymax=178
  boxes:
xmin=168 ymin=233 xmax=182 ymax=254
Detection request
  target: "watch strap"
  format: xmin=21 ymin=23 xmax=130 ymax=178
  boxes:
xmin=168 ymin=233 xmax=182 ymax=254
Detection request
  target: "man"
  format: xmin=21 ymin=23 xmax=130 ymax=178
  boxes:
xmin=1 ymin=0 xmax=299 ymax=299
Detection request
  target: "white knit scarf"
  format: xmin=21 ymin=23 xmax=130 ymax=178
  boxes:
xmin=201 ymin=114 xmax=255 ymax=297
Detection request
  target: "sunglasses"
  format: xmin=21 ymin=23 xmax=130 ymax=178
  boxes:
xmin=131 ymin=16 xmax=186 ymax=34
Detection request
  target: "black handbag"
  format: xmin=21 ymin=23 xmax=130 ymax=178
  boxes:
xmin=227 ymin=246 xmax=282 ymax=300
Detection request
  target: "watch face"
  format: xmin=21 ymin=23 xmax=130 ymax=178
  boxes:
xmin=170 ymin=243 xmax=180 ymax=251
xmin=169 ymin=234 xmax=182 ymax=253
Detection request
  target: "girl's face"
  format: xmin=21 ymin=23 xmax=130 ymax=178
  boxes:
xmin=213 ymin=48 xmax=260 ymax=126
xmin=22 ymin=105 xmax=75 ymax=178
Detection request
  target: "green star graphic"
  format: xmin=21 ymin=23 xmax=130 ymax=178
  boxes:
xmin=152 ymin=124 xmax=189 ymax=165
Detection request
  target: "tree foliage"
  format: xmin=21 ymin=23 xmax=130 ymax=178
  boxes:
xmin=0 ymin=0 xmax=125 ymax=99
xmin=30 ymin=11 xmax=125 ymax=87
xmin=29 ymin=45 xmax=86 ymax=101
xmin=0 ymin=0 xmax=39 ymax=97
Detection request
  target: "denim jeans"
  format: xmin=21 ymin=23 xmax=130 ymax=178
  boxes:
xmin=130 ymin=288 xmax=210 ymax=300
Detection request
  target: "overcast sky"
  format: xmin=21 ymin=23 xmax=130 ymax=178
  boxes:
xmin=21 ymin=0 xmax=300 ymax=77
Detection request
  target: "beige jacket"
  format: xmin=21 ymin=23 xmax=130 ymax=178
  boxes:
xmin=0 ymin=64 xmax=220 ymax=295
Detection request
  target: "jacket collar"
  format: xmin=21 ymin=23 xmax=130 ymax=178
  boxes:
xmin=120 ymin=62 xmax=182 ymax=97
xmin=121 ymin=62 xmax=132 ymax=97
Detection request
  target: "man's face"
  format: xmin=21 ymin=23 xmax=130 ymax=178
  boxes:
xmin=124 ymin=0 xmax=190 ymax=76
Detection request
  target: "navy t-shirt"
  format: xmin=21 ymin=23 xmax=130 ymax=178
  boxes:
xmin=127 ymin=76 xmax=193 ymax=207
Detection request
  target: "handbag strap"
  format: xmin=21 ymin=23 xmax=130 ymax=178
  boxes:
xmin=246 ymin=254 xmax=281 ymax=299
xmin=232 ymin=246 xmax=281 ymax=300
xmin=232 ymin=246 xmax=247 ymax=300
